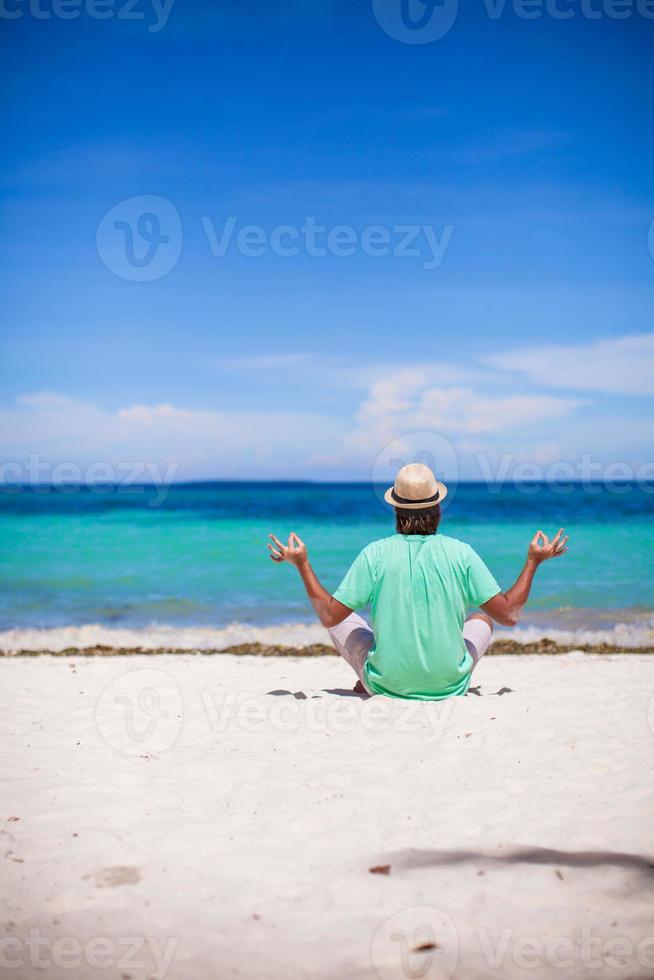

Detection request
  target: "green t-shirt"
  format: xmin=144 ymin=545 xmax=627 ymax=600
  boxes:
xmin=332 ymin=533 xmax=501 ymax=700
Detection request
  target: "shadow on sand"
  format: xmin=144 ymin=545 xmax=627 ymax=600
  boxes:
xmin=266 ymin=685 xmax=371 ymax=699
xmin=388 ymin=846 xmax=654 ymax=875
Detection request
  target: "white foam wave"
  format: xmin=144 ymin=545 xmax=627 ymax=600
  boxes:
xmin=0 ymin=617 xmax=652 ymax=653
xmin=0 ymin=621 xmax=331 ymax=653
xmin=509 ymin=621 xmax=654 ymax=649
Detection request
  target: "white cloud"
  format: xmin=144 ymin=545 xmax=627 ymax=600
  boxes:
xmin=3 ymin=332 xmax=651 ymax=483
xmin=0 ymin=393 xmax=341 ymax=480
xmin=357 ymin=374 xmax=584 ymax=435
xmin=309 ymin=371 xmax=586 ymax=471
xmin=484 ymin=333 xmax=654 ymax=396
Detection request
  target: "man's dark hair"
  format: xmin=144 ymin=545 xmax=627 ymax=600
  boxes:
xmin=395 ymin=504 xmax=441 ymax=536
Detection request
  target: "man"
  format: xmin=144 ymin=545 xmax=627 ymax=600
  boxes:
xmin=268 ymin=463 xmax=568 ymax=700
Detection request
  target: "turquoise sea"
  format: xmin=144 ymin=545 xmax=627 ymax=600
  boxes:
xmin=0 ymin=482 xmax=653 ymax=647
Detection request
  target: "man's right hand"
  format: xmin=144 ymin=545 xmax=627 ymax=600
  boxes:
xmin=267 ymin=532 xmax=308 ymax=567
xmin=528 ymin=528 xmax=569 ymax=564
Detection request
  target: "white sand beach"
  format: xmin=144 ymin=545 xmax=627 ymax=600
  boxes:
xmin=2 ymin=652 xmax=653 ymax=980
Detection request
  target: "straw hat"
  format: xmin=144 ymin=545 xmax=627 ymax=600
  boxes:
xmin=384 ymin=463 xmax=448 ymax=510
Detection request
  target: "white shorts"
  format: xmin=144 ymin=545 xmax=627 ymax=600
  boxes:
xmin=462 ymin=616 xmax=494 ymax=664
xmin=328 ymin=612 xmax=493 ymax=693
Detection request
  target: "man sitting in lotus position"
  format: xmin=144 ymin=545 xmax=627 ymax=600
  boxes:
xmin=268 ymin=463 xmax=568 ymax=700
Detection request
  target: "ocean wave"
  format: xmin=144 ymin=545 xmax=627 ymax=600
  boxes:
xmin=0 ymin=621 xmax=331 ymax=653
xmin=0 ymin=616 xmax=653 ymax=653
xmin=508 ymin=620 xmax=654 ymax=650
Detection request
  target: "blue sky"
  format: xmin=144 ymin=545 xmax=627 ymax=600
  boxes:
xmin=1 ymin=0 xmax=653 ymax=481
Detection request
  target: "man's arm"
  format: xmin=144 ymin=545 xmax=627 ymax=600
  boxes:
xmin=267 ymin=532 xmax=352 ymax=628
xmin=482 ymin=528 xmax=569 ymax=627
